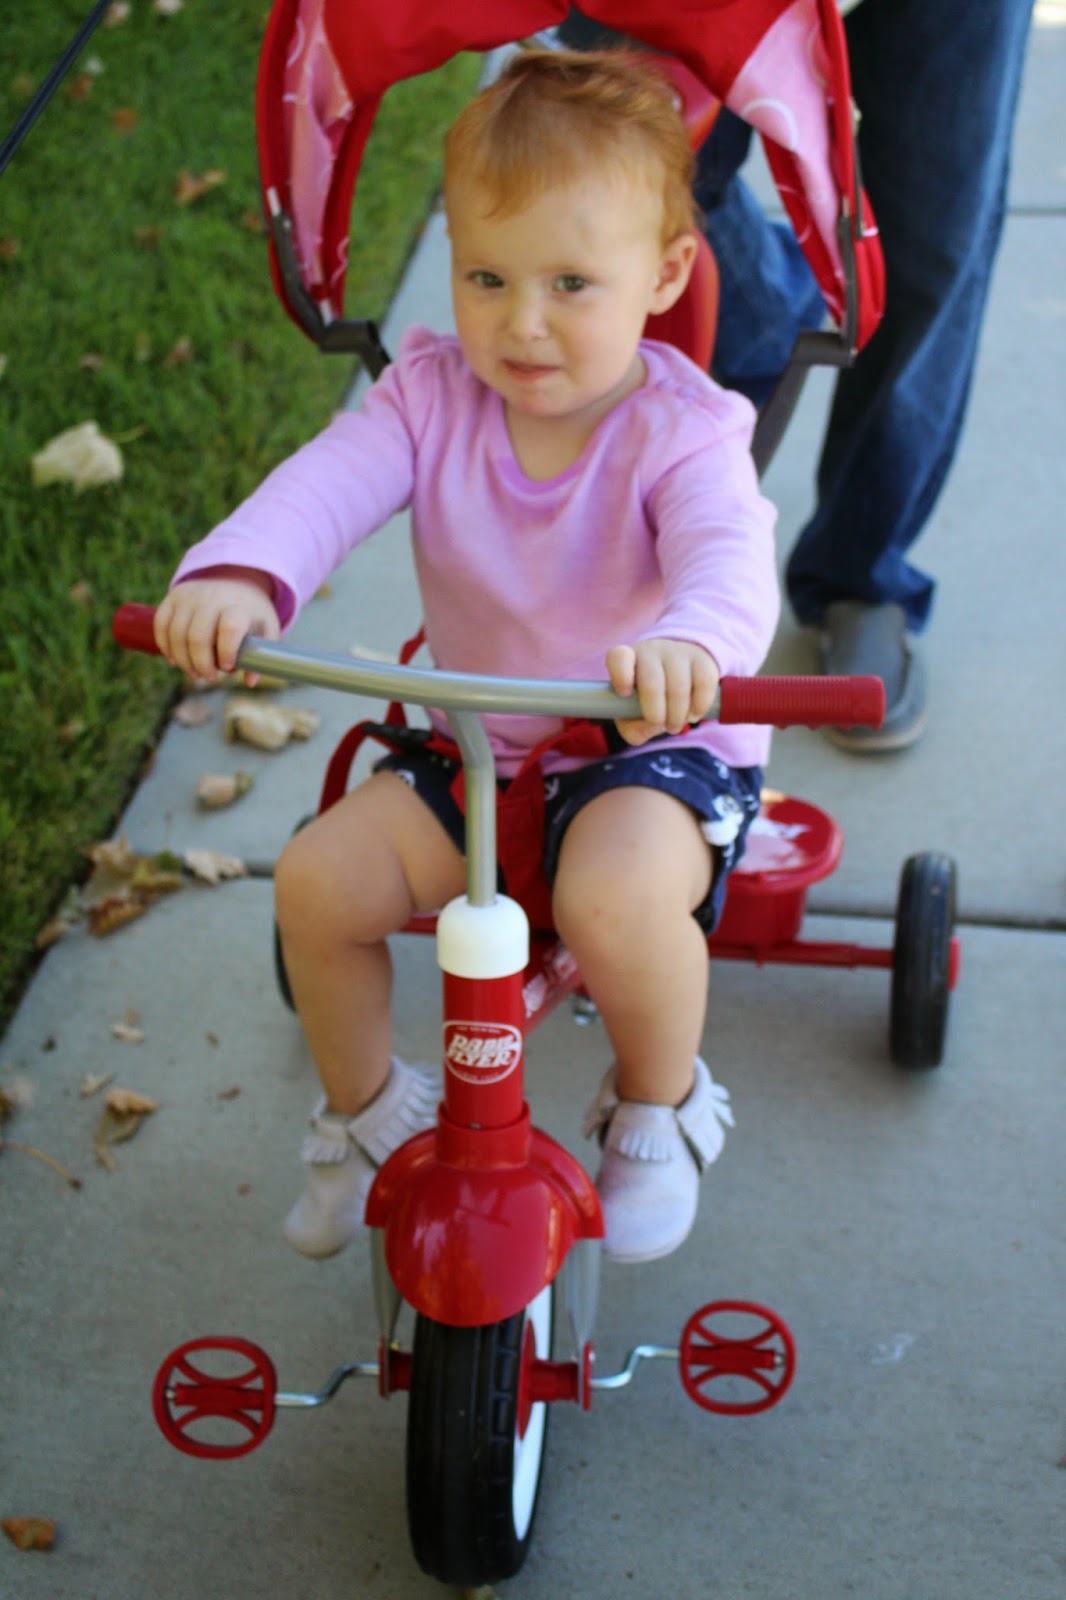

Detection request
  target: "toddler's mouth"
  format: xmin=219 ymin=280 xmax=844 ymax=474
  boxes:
xmin=503 ymin=359 xmax=558 ymax=380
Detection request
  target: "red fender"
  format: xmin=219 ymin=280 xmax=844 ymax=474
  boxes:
xmin=366 ymin=1108 xmax=603 ymax=1326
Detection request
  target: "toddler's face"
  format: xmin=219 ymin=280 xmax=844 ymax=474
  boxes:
xmin=449 ymin=168 xmax=691 ymax=433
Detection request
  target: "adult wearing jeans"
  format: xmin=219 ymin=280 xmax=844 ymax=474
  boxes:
xmin=561 ymin=0 xmax=1034 ymax=750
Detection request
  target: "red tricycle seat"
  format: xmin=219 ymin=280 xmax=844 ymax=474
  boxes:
xmin=711 ymin=795 xmax=843 ymax=949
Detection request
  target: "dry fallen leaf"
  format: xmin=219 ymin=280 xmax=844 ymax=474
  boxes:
xmin=185 ymin=669 xmax=285 ymax=694
xmin=286 ymin=708 xmax=320 ymax=739
xmin=83 ymin=837 xmax=137 ymax=875
xmin=223 ymin=698 xmax=318 ymax=749
xmin=163 ymin=335 xmax=194 ymax=367
xmin=94 ymin=1088 xmax=158 ymax=1170
xmin=111 ymin=1019 xmax=145 ymax=1045
xmin=174 ymin=695 xmax=214 ymax=727
xmin=0 ymin=1078 xmax=34 ymax=1116
xmin=81 ymin=842 xmax=189 ymax=936
xmin=184 ymin=847 xmax=247 ymax=885
xmin=111 ymin=106 xmax=139 ymax=133
xmin=80 ymin=1072 xmax=115 ymax=1097
xmin=81 ymin=839 xmax=143 ymax=908
xmin=195 ymin=771 xmax=253 ymax=810
xmin=174 ymin=168 xmax=225 ymax=206
xmin=0 ymin=1087 xmax=81 ymax=1188
xmin=155 ymin=0 xmax=185 ymax=13
xmin=223 ymin=697 xmax=291 ymax=750
xmin=35 ymin=887 xmax=84 ymax=950
xmin=32 ymin=421 xmax=123 ymax=492
xmin=86 ymin=892 xmax=149 ymax=938
xmin=2 ymin=1517 xmax=58 ymax=1551
xmin=106 ymin=1088 xmax=159 ymax=1116
xmin=104 ymin=2 xmax=131 ymax=25
xmin=129 ymin=858 xmax=183 ymax=897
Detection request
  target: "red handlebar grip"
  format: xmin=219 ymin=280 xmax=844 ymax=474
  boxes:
xmin=718 ymin=675 xmax=885 ymax=730
xmin=113 ymin=603 xmax=162 ymax=655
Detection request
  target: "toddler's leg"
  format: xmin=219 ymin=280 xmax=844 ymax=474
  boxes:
xmin=274 ymin=772 xmax=466 ymax=1256
xmin=275 ymin=771 xmax=466 ymax=1111
xmin=552 ymin=787 xmax=733 ymax=1263
xmin=552 ymin=787 xmax=712 ymax=1102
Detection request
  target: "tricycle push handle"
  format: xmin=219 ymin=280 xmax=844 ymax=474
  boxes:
xmin=112 ymin=604 xmax=883 ymax=730
xmin=717 ymin=674 xmax=884 ymax=730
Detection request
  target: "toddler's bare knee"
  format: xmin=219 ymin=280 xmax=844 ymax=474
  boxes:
xmin=552 ymin=864 xmax=633 ymax=954
xmin=275 ymin=814 xmax=409 ymax=950
xmin=274 ymin=828 xmax=335 ymax=947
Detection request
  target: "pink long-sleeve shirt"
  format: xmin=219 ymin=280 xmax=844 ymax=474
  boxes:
xmin=174 ymin=327 xmax=780 ymax=772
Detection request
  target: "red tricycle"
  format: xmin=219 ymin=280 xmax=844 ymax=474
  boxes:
xmin=115 ymin=605 xmax=957 ymax=1587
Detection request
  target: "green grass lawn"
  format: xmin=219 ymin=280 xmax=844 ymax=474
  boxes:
xmin=0 ymin=2 xmax=480 ymax=1030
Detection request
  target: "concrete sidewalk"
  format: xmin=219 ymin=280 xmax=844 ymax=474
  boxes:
xmin=3 ymin=15 xmax=1064 ymax=1600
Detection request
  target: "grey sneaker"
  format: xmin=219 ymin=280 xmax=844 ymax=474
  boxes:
xmin=820 ymin=600 xmax=926 ymax=752
xmin=282 ymin=1057 xmax=440 ymax=1258
xmin=582 ymin=1057 xmax=735 ymax=1265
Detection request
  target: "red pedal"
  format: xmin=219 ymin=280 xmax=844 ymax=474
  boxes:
xmin=678 ymin=1301 xmax=796 ymax=1416
xmin=152 ymin=1337 xmax=278 ymax=1459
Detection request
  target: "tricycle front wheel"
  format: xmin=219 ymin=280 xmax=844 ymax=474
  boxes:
xmin=405 ymin=1285 xmax=553 ymax=1586
xmin=890 ymin=852 xmax=957 ymax=1069
xmin=272 ymin=813 xmax=316 ymax=1012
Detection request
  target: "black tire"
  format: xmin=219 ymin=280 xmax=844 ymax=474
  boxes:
xmin=273 ymin=920 xmax=295 ymax=1012
xmin=890 ymin=852 xmax=957 ymax=1069
xmin=272 ymin=813 xmax=316 ymax=1011
xmin=405 ymin=1285 xmax=553 ymax=1586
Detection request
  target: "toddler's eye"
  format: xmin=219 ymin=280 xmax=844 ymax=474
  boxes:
xmin=554 ymin=274 xmax=588 ymax=293
xmin=469 ymin=270 xmax=503 ymax=289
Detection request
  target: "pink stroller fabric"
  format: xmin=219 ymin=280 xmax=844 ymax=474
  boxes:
xmin=257 ymin=0 xmax=884 ymax=350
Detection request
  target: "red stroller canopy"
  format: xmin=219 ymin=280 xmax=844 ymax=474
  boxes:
xmin=256 ymin=0 xmax=884 ymax=353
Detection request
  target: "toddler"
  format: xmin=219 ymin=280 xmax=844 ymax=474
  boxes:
xmin=153 ymin=49 xmax=780 ymax=1265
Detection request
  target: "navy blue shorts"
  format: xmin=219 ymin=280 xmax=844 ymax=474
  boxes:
xmin=374 ymin=739 xmax=761 ymax=933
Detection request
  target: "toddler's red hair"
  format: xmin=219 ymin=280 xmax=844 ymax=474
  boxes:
xmin=444 ymin=48 xmax=698 ymax=243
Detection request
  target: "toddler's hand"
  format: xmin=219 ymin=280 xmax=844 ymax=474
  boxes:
xmin=153 ymin=568 xmax=280 ymax=683
xmin=606 ymin=639 xmax=720 ymax=746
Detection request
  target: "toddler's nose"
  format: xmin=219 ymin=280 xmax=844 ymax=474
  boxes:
xmin=505 ymin=287 xmax=548 ymax=340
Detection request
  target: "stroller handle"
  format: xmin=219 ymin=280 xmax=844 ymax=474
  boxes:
xmin=113 ymin=604 xmax=885 ymax=731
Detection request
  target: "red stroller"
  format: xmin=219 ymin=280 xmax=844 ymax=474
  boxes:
xmin=133 ymin=1 xmax=959 ymax=1588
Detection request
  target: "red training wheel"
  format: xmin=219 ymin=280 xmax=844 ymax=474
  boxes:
xmin=678 ymin=1300 xmax=796 ymax=1416
xmin=152 ymin=1337 xmax=278 ymax=1458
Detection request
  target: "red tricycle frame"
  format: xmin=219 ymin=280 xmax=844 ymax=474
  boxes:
xmin=115 ymin=606 xmax=958 ymax=1586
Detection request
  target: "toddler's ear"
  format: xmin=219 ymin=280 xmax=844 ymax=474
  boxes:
xmin=650 ymin=233 xmax=699 ymax=314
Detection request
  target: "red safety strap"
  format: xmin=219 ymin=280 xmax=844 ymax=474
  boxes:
xmin=451 ymin=718 xmax=611 ymax=929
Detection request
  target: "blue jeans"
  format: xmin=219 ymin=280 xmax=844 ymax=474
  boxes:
xmin=695 ymin=0 xmax=1033 ymax=631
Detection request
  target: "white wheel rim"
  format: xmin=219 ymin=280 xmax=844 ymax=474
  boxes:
xmin=511 ymin=1285 xmax=552 ymax=1539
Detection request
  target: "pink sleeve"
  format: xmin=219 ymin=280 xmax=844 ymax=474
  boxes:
xmin=171 ymin=329 xmax=438 ymax=628
xmin=639 ymin=401 xmax=780 ymax=677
